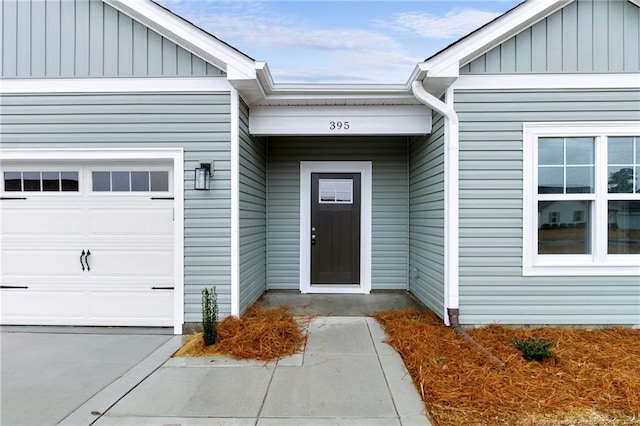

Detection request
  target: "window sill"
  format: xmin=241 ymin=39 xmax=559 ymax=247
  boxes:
xmin=523 ymin=263 xmax=640 ymax=276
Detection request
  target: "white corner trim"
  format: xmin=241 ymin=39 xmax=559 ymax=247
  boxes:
xmin=230 ymin=89 xmax=241 ymax=317
xmin=0 ymin=77 xmax=232 ymax=94
xmin=453 ymin=74 xmax=640 ymax=90
xmin=0 ymin=147 xmax=185 ymax=334
xmin=299 ymin=161 xmax=372 ymax=295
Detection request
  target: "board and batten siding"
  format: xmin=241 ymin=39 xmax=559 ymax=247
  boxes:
xmin=267 ymin=136 xmax=409 ymax=291
xmin=461 ymin=0 xmax=640 ymax=74
xmin=238 ymin=99 xmax=267 ymax=314
xmin=1 ymin=0 xmax=224 ymax=78
xmin=0 ymin=91 xmax=233 ymax=320
xmin=409 ymin=112 xmax=446 ymax=318
xmin=456 ymin=88 xmax=640 ymax=325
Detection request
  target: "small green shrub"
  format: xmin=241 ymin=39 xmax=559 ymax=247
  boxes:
xmin=512 ymin=337 xmax=558 ymax=362
xmin=202 ymin=286 xmax=218 ymax=346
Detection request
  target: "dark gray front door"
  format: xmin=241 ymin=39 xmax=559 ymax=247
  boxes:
xmin=311 ymin=173 xmax=361 ymax=284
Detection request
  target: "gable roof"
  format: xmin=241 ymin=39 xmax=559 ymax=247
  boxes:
xmin=104 ymin=0 xmax=637 ymax=104
xmin=104 ymin=0 xmax=256 ymax=81
xmin=410 ymin=0 xmax=574 ymax=94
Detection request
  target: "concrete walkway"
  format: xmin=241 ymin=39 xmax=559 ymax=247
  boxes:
xmin=96 ymin=317 xmax=431 ymax=426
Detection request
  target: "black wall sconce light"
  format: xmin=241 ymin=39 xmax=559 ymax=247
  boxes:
xmin=194 ymin=162 xmax=214 ymax=190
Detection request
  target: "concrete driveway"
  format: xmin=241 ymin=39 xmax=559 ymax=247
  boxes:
xmin=0 ymin=327 xmax=181 ymax=426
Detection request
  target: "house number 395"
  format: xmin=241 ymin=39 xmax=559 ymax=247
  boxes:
xmin=329 ymin=121 xmax=350 ymax=130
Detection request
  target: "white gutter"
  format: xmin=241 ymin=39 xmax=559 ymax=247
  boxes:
xmin=411 ymin=75 xmax=459 ymax=327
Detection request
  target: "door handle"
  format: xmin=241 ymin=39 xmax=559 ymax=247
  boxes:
xmin=80 ymin=250 xmax=86 ymax=271
xmin=85 ymin=250 xmax=91 ymax=272
xmin=311 ymin=234 xmax=316 ymax=245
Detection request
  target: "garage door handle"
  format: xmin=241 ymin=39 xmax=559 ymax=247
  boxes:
xmin=85 ymin=250 xmax=91 ymax=272
xmin=1 ymin=285 xmax=29 ymax=289
xmin=152 ymin=286 xmax=174 ymax=290
xmin=80 ymin=250 xmax=86 ymax=271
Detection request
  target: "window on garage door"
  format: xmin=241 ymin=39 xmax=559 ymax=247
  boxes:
xmin=3 ymin=171 xmax=79 ymax=192
xmin=91 ymin=170 xmax=170 ymax=193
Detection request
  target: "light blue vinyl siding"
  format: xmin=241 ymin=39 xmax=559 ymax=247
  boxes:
xmin=267 ymin=137 xmax=409 ymax=291
xmin=0 ymin=92 xmax=233 ymax=319
xmin=1 ymin=0 xmax=224 ymax=78
xmin=455 ymin=88 xmax=640 ymax=325
xmin=461 ymin=0 xmax=640 ymax=74
xmin=238 ymin=99 xmax=267 ymax=314
xmin=409 ymin=112 xmax=446 ymax=318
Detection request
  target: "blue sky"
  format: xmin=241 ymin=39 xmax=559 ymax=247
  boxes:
xmin=156 ymin=0 xmax=522 ymax=84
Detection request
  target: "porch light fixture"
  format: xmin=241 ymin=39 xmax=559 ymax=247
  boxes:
xmin=194 ymin=162 xmax=213 ymax=190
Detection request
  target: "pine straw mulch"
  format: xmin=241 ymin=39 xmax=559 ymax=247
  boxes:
xmin=374 ymin=309 xmax=640 ymax=426
xmin=173 ymin=305 xmax=307 ymax=362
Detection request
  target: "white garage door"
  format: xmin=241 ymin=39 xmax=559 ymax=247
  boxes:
xmin=1 ymin=162 xmax=175 ymax=327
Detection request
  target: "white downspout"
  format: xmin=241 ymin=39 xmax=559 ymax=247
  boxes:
xmin=411 ymin=80 xmax=459 ymax=326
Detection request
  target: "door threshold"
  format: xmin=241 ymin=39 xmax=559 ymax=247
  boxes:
xmin=303 ymin=284 xmax=369 ymax=294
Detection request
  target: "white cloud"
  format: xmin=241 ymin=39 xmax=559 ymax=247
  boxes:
xmin=159 ymin=4 xmax=418 ymax=82
xmin=195 ymin=15 xmax=403 ymax=53
xmin=386 ymin=8 xmax=501 ymax=39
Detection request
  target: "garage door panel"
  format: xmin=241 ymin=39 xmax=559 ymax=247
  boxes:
xmin=1 ymin=208 xmax=85 ymax=236
xmin=88 ymin=208 xmax=173 ymax=236
xmin=87 ymin=250 xmax=174 ymax=276
xmin=1 ymin=290 xmax=86 ymax=320
xmin=2 ymin=250 xmax=87 ymax=276
xmin=90 ymin=290 xmax=173 ymax=323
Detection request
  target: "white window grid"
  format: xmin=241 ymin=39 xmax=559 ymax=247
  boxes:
xmin=523 ymin=122 xmax=640 ymax=276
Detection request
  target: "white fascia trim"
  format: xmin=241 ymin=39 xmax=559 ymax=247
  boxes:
xmin=411 ymin=81 xmax=460 ymax=326
xmin=104 ymin=0 xmax=255 ymax=79
xmin=299 ymin=161 xmax=372 ymax=295
xmin=0 ymin=77 xmax=231 ymax=94
xmin=453 ymin=74 xmax=640 ymax=90
xmin=426 ymin=1 xmax=571 ymax=78
xmin=0 ymin=147 xmax=185 ymax=334
xmin=230 ymin=88 xmax=241 ymax=317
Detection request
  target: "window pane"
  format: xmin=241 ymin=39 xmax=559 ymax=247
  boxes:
xmin=538 ymin=167 xmax=563 ymax=193
xmin=566 ymin=137 xmax=594 ymax=165
xmin=566 ymin=166 xmax=593 ymax=193
xmin=131 ymin=171 xmax=150 ymax=192
xmin=608 ymin=166 xmax=634 ymax=193
xmin=92 ymin=171 xmax=111 ymax=191
xmin=23 ymin=172 xmax=41 ymax=191
xmin=4 ymin=172 xmax=22 ymax=191
xmin=42 ymin=171 xmax=60 ymax=191
xmin=150 ymin=171 xmax=169 ymax=192
xmin=608 ymin=137 xmax=634 ymax=164
xmin=538 ymin=200 xmax=591 ymax=254
xmin=538 ymin=138 xmax=564 ymax=165
xmin=61 ymin=172 xmax=79 ymax=192
xmin=320 ymin=180 xmax=336 ymax=202
xmin=637 ymin=166 xmax=640 ymax=193
xmin=111 ymin=171 xmax=130 ymax=191
xmin=608 ymin=201 xmax=640 ymax=254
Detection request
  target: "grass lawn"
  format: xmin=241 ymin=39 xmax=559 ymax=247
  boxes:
xmin=375 ymin=309 xmax=640 ymax=426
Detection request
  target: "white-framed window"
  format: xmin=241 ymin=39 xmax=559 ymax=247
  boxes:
xmin=319 ymin=178 xmax=353 ymax=204
xmin=523 ymin=122 xmax=640 ymax=276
